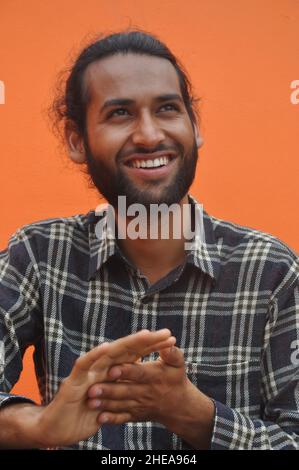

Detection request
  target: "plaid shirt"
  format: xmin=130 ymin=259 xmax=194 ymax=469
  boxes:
xmin=0 ymin=194 xmax=298 ymax=450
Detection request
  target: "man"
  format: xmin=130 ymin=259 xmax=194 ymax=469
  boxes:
xmin=0 ymin=30 xmax=298 ymax=450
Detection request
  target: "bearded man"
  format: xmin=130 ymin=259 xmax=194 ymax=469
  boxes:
xmin=0 ymin=31 xmax=298 ymax=450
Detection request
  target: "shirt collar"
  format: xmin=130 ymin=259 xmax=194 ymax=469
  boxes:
xmin=186 ymin=194 xmax=221 ymax=284
xmin=87 ymin=194 xmax=221 ymax=284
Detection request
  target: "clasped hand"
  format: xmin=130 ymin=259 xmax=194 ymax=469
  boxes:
xmin=87 ymin=343 xmax=198 ymax=432
xmin=35 ymin=329 xmax=176 ymax=447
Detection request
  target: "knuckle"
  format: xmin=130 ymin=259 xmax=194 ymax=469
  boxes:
xmin=74 ymin=356 xmax=83 ymax=369
xmin=59 ymin=377 xmax=69 ymax=389
xmin=57 ymin=377 xmax=71 ymax=396
xmin=125 ymin=413 xmax=134 ymax=423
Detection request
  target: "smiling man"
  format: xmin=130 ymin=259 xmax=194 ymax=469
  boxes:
xmin=67 ymin=49 xmax=202 ymax=285
xmin=78 ymin=54 xmax=199 ymax=208
xmin=0 ymin=30 xmax=298 ymax=450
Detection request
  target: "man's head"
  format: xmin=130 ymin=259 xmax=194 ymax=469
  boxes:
xmin=52 ymin=30 xmax=203 ymax=209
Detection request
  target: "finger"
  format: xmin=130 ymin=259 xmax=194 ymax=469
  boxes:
xmin=88 ymin=384 xmax=104 ymax=399
xmin=91 ymin=329 xmax=173 ymax=372
xmin=104 ymin=329 xmax=173 ymax=361
xmin=105 ymin=338 xmax=176 ymax=381
xmin=72 ymin=330 xmax=174 ymax=385
xmin=159 ymin=346 xmax=185 ymax=368
xmin=108 ymin=361 xmax=154 ymax=383
xmin=92 ymin=398 xmax=136 ymax=413
xmin=88 ymin=398 xmax=103 ymax=409
xmin=141 ymin=335 xmax=176 ymax=355
xmin=70 ymin=342 xmax=110 ymax=383
xmin=98 ymin=412 xmax=133 ymax=426
xmin=87 ymin=382 xmax=138 ymax=401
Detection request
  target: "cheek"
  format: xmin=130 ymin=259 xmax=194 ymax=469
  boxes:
xmin=165 ymin=119 xmax=195 ymax=145
xmin=87 ymin=129 xmax=120 ymax=161
xmin=172 ymin=129 xmax=195 ymax=153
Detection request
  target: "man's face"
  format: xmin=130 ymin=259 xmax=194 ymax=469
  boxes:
xmin=82 ymin=53 xmax=199 ymax=209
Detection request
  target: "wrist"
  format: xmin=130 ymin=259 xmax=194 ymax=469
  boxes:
xmin=162 ymin=381 xmax=215 ymax=449
xmin=0 ymin=402 xmax=46 ymax=449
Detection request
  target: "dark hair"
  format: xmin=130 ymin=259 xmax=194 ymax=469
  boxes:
xmin=50 ymin=30 xmax=200 ymax=144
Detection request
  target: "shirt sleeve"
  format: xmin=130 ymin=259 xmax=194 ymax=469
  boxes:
xmin=0 ymin=228 xmax=42 ymax=408
xmin=211 ymin=279 xmax=299 ymax=449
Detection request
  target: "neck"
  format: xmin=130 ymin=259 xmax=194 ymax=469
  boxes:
xmin=115 ymin=194 xmax=191 ymax=282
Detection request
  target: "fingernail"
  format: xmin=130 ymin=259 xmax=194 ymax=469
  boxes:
xmin=111 ymin=368 xmax=122 ymax=379
xmin=94 ymin=400 xmax=101 ymax=407
xmin=96 ymin=388 xmax=103 ymax=397
xmin=100 ymin=415 xmax=109 ymax=423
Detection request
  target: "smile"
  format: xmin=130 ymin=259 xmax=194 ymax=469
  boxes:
xmin=128 ymin=155 xmax=170 ymax=169
xmin=123 ymin=155 xmax=177 ymax=179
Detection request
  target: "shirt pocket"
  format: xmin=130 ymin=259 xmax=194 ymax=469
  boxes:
xmin=185 ymin=360 xmax=261 ymax=414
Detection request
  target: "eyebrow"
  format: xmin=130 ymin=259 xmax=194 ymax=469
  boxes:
xmin=100 ymin=94 xmax=183 ymax=113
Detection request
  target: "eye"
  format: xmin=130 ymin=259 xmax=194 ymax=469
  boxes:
xmin=108 ymin=108 xmax=130 ymax=118
xmin=159 ymin=103 xmax=180 ymax=113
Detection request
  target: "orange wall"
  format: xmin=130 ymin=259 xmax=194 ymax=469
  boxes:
xmin=0 ymin=0 xmax=298 ymax=403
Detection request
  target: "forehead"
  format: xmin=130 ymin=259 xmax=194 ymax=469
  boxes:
xmin=84 ymin=53 xmax=182 ymax=103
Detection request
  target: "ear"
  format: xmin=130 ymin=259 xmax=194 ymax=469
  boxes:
xmin=65 ymin=123 xmax=86 ymax=164
xmin=193 ymin=125 xmax=203 ymax=149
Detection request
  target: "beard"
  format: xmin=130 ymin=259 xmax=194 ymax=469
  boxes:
xmin=83 ymin=137 xmax=198 ymax=211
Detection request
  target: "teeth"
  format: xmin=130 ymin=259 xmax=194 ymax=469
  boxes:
xmin=131 ymin=156 xmax=170 ymax=169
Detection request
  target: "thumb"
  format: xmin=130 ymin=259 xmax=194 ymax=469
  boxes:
xmin=159 ymin=346 xmax=185 ymax=368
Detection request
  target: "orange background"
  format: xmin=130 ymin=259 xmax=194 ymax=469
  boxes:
xmin=0 ymin=0 xmax=298 ymax=404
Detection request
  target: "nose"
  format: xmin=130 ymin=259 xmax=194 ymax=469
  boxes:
xmin=131 ymin=112 xmax=165 ymax=148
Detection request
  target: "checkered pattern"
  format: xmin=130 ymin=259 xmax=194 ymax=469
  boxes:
xmin=0 ymin=194 xmax=298 ymax=449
